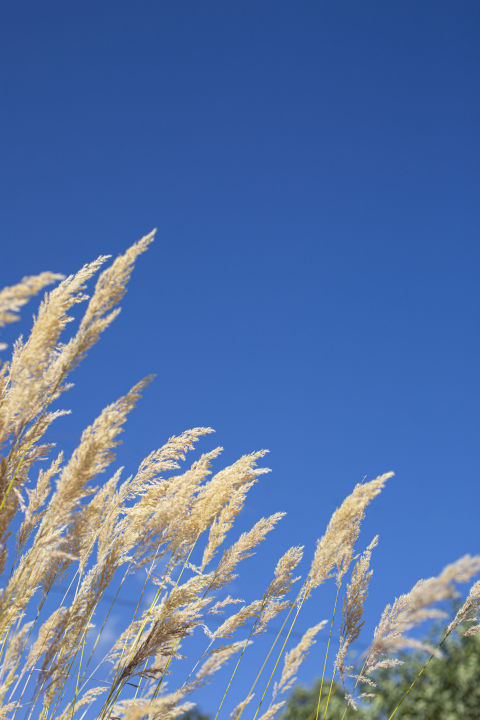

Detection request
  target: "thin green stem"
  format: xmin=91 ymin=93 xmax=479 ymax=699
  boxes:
xmin=73 ymin=554 xmax=170 ymax=710
xmin=83 ymin=562 xmax=132 ymax=677
xmin=322 ymin=663 xmax=337 ymax=720
xmin=213 ymin=618 xmax=260 ymax=720
xmin=98 ymin=544 xmax=196 ymax=720
xmin=69 ymin=626 xmax=88 ymax=720
xmin=316 ymin=585 xmax=340 ymax=720
xmin=233 ymin=583 xmax=307 ymax=720
xmin=132 ymin=658 xmax=149 ymax=702
xmin=145 ymin=544 xmax=199 ymax=703
xmin=252 ymin=601 xmax=303 ymax=720
xmin=46 ymin=611 xmax=94 ymax=720
xmin=340 ymin=657 xmax=367 ymax=720
xmin=387 ymin=635 xmax=448 ymax=719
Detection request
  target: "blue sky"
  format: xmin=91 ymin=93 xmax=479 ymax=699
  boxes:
xmin=1 ymin=0 xmax=479 ymax=715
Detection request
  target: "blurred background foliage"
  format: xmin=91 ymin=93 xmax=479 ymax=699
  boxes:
xmin=181 ymin=622 xmax=480 ymax=720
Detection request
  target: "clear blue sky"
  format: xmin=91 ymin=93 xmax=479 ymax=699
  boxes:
xmin=1 ymin=0 xmax=479 ymax=715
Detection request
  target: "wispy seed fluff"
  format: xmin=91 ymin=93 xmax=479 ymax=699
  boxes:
xmin=366 ymin=553 xmax=480 ymax=674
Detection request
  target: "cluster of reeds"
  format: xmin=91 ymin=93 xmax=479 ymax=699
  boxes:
xmin=0 ymin=232 xmax=478 ymax=720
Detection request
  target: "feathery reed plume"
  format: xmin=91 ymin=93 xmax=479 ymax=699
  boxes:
xmin=230 ymin=693 xmax=255 ymax=720
xmin=366 ymin=554 xmax=480 ymax=674
xmin=272 ymin=622 xmax=327 ymax=701
xmin=447 ymin=576 xmax=480 ymax=637
xmin=15 ymin=451 xmax=64 ymax=556
xmin=213 ymin=545 xmax=302 ymax=642
xmin=336 ymin=536 xmax=378 ymax=684
xmin=67 ymin=231 xmax=155 ymax=374
xmin=198 ymin=452 xmax=271 ymax=572
xmin=209 ymin=513 xmax=285 ymax=593
xmin=321 ymin=538 xmax=378 ymax=718
xmin=195 ymin=640 xmax=250 ymax=682
xmin=0 ymin=271 xmax=64 ymax=348
xmin=304 ymin=473 xmax=393 ymax=601
xmin=56 ymin=685 xmax=108 ymax=720
xmin=255 ymin=546 xmax=304 ymax=634
xmin=115 ymin=694 xmax=195 ymax=720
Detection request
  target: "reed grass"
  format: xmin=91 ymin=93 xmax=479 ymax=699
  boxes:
xmin=0 ymin=232 xmax=478 ymax=720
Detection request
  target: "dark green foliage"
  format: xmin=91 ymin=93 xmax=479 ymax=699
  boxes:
xmin=179 ymin=708 xmax=212 ymax=720
xmin=278 ymin=624 xmax=480 ymax=720
xmin=278 ymin=677 xmax=370 ymax=720
xmin=361 ymin=626 xmax=480 ymax=719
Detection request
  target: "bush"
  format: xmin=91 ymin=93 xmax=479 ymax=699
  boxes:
xmin=277 ymin=621 xmax=480 ymax=720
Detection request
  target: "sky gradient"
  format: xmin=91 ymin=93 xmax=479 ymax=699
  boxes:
xmin=1 ymin=1 xmax=479 ymax=715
